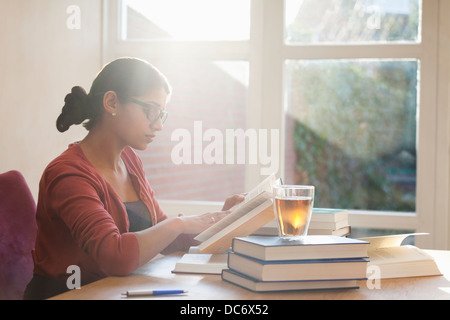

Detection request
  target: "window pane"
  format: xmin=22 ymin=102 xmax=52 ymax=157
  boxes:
xmin=285 ymin=0 xmax=421 ymax=44
xmin=284 ymin=59 xmax=418 ymax=212
xmin=123 ymin=0 xmax=251 ymax=41
xmin=136 ymin=60 xmax=249 ymax=201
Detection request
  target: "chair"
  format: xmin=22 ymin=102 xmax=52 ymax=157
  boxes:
xmin=0 ymin=170 xmax=37 ymax=300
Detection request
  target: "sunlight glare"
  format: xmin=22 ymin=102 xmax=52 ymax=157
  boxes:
xmin=125 ymin=0 xmax=250 ymax=41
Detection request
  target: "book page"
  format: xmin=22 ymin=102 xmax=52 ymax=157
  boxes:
xmin=368 ymin=245 xmax=434 ymax=264
xmin=243 ymin=173 xmax=278 ymax=200
xmin=359 ymin=233 xmax=429 ymax=251
xmin=194 ymin=173 xmax=279 ymax=242
xmin=195 ymin=192 xmax=273 ymax=242
xmin=198 ymin=199 xmax=274 ymax=253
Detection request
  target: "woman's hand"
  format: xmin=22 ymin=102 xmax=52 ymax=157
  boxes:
xmin=221 ymin=193 xmax=246 ymax=211
xmin=136 ymin=193 xmax=246 ymax=263
xmin=176 ymin=193 xmax=246 ymax=235
xmin=177 ymin=210 xmax=231 ymax=234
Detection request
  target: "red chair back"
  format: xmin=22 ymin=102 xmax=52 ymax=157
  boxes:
xmin=0 ymin=170 xmax=37 ymax=300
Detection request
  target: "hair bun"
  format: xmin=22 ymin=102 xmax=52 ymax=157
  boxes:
xmin=56 ymin=86 xmax=91 ymax=132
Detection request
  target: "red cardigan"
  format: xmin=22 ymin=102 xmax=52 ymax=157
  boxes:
xmin=32 ymin=143 xmax=167 ymax=286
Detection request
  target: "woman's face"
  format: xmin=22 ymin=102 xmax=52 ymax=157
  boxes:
xmin=115 ymin=87 xmax=169 ymax=150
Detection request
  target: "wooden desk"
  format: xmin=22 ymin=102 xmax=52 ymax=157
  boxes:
xmin=50 ymin=250 xmax=450 ymax=300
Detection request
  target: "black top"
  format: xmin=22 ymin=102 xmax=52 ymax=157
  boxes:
xmin=124 ymin=200 xmax=152 ymax=232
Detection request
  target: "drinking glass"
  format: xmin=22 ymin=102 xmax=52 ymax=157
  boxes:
xmin=273 ymin=185 xmax=315 ymax=239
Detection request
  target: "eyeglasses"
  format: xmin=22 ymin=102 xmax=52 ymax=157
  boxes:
xmin=128 ymin=97 xmax=168 ymax=124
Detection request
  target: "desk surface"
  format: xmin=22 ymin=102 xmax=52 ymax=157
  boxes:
xmin=51 ymin=250 xmax=450 ymax=300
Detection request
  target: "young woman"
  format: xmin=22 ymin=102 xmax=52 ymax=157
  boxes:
xmin=24 ymin=57 xmax=244 ymax=299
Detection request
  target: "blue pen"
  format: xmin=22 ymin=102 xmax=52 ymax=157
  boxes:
xmin=122 ymin=289 xmax=188 ymax=297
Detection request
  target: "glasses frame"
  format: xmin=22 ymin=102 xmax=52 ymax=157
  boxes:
xmin=128 ymin=97 xmax=168 ymax=124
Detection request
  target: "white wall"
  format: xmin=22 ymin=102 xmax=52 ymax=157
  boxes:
xmin=0 ymin=0 xmax=102 ymax=199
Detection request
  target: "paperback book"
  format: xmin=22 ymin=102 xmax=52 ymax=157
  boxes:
xmin=193 ymin=173 xmax=281 ymax=253
xmin=172 ymin=253 xmax=227 ymax=275
xmin=359 ymin=233 xmax=442 ymax=279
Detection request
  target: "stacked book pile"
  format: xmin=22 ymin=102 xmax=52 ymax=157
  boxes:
xmin=309 ymin=208 xmax=350 ymax=236
xmin=254 ymin=208 xmax=350 ymax=237
xmin=222 ymin=235 xmax=370 ymax=292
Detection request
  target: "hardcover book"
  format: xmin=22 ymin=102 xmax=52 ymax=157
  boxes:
xmin=231 ymin=235 xmax=369 ymax=261
xmin=227 ymin=252 xmax=368 ymax=282
xmin=222 ymin=269 xmax=360 ymax=292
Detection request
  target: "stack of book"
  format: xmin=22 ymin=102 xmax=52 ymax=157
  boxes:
xmin=222 ymin=235 xmax=370 ymax=292
xmin=309 ymin=208 xmax=350 ymax=236
xmin=254 ymin=208 xmax=351 ymax=237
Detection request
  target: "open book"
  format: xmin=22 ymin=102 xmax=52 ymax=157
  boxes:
xmin=359 ymin=233 xmax=442 ymax=279
xmin=193 ymin=173 xmax=280 ymax=254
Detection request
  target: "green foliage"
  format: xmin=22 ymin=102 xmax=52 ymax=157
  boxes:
xmin=286 ymin=0 xmax=420 ymax=43
xmin=289 ymin=60 xmax=417 ymax=211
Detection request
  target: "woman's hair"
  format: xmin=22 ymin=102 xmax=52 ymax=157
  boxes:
xmin=56 ymin=57 xmax=171 ymax=132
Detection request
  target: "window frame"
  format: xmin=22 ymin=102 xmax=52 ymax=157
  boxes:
xmin=103 ymin=0 xmax=450 ymax=249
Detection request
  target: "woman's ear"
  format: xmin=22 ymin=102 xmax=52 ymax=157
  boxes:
xmin=103 ymin=91 xmax=120 ymax=116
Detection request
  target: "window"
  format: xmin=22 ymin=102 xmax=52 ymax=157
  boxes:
xmin=123 ymin=0 xmax=250 ymax=41
xmin=104 ymin=0 xmax=449 ymax=248
xmin=105 ymin=0 xmax=252 ymax=202
xmin=280 ymin=0 xmax=439 ymax=244
xmin=285 ymin=0 xmax=421 ymax=44
xmin=284 ymin=59 xmax=418 ymax=212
